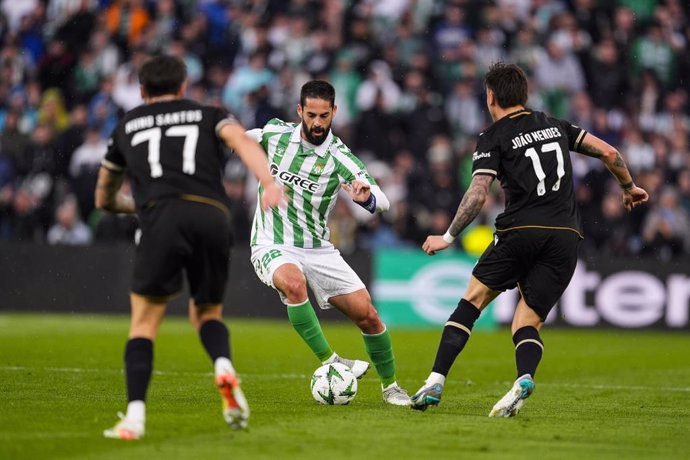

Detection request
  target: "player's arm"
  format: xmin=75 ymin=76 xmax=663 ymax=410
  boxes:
xmin=422 ymin=174 xmax=494 ymax=255
xmin=218 ymin=122 xmax=284 ymax=209
xmin=341 ymin=181 xmax=390 ymax=213
xmin=578 ymin=133 xmax=649 ymax=211
xmin=94 ymin=166 xmax=136 ymax=214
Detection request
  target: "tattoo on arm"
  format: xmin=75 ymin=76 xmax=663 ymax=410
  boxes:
xmin=448 ymin=175 xmax=492 ymax=237
xmin=578 ymin=143 xmax=604 ymax=159
xmin=612 ymin=152 xmax=625 ymax=168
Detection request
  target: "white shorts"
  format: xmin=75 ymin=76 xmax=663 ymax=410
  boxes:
xmin=251 ymin=244 xmax=366 ymax=309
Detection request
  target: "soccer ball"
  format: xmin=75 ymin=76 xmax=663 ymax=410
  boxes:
xmin=310 ymin=363 xmax=357 ymax=405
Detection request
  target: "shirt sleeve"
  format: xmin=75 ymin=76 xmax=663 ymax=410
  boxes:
xmin=245 ymin=128 xmax=263 ymax=143
xmin=213 ymin=107 xmax=240 ymax=137
xmin=471 ymin=133 xmax=500 ymax=178
xmin=554 ymin=118 xmax=587 ymax=152
xmin=101 ymin=129 xmax=126 ymax=173
xmin=370 ymin=184 xmax=390 ymax=212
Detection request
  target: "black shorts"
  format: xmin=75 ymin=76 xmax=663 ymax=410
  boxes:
xmin=132 ymin=197 xmax=231 ymax=305
xmin=472 ymin=227 xmax=581 ymax=321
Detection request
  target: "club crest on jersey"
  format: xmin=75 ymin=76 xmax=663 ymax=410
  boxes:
xmin=311 ymin=161 xmax=326 ymax=175
xmin=270 ymin=163 xmax=319 ymax=192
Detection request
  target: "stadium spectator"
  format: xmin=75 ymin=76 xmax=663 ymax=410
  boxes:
xmin=112 ymin=47 xmax=147 ymax=111
xmin=89 ymin=29 xmax=121 ymax=78
xmin=50 ymin=0 xmax=96 ymax=55
xmin=585 ymin=38 xmax=628 ymax=110
xmin=630 ymin=21 xmax=677 ymax=89
xmin=446 ymin=78 xmax=484 ymax=143
xmin=355 ymin=60 xmax=400 ymax=114
xmin=46 ymin=194 xmax=92 ymax=245
xmin=104 ymin=0 xmax=150 ymax=52
xmin=68 ymin=125 xmax=106 ymax=219
xmin=222 ymin=52 xmax=275 ymax=114
xmin=642 ymin=186 xmax=690 ymax=260
xmin=0 ymin=0 xmax=687 ymax=257
xmin=37 ymin=40 xmax=75 ymax=98
xmin=0 ymin=110 xmax=32 ymax=171
xmin=533 ymin=37 xmax=585 ymax=117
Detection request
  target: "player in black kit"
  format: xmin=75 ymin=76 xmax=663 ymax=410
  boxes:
xmin=410 ymin=62 xmax=648 ymax=416
xmin=97 ymin=55 xmax=283 ymax=439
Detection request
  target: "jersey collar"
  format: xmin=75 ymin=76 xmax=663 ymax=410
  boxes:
xmin=291 ymin=123 xmax=332 ymax=158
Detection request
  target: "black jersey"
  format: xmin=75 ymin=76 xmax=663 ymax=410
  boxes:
xmin=102 ymin=99 xmax=237 ymax=209
xmin=472 ymin=109 xmax=587 ymax=236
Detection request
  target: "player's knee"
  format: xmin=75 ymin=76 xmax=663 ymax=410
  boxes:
xmin=283 ymin=280 xmax=308 ymax=302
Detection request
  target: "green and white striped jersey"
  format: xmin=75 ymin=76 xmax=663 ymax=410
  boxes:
xmin=251 ymin=118 xmax=377 ymax=248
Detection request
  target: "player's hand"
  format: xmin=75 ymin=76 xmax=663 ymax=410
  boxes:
xmin=422 ymin=235 xmax=451 ymax=256
xmin=261 ymin=182 xmax=286 ymax=210
xmin=623 ymin=185 xmax=649 ymax=211
xmin=341 ymin=180 xmax=371 ymax=203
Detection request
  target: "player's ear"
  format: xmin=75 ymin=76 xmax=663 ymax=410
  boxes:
xmin=296 ymin=104 xmax=303 ymax=118
xmin=140 ymin=85 xmax=147 ymax=100
xmin=178 ymin=81 xmax=187 ymax=98
xmin=332 ymin=104 xmax=338 ymax=118
xmin=486 ymin=88 xmax=495 ymax=107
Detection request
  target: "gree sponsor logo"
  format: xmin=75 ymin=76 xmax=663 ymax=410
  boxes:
xmin=270 ymin=163 xmax=319 ymax=192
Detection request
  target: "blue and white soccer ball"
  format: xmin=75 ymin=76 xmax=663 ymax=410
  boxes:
xmin=310 ymin=363 xmax=357 ymax=405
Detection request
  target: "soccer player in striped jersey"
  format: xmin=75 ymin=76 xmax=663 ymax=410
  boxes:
xmin=247 ymin=80 xmax=411 ymax=406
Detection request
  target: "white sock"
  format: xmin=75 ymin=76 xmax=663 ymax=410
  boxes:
xmin=322 ymin=352 xmax=337 ymax=364
xmin=382 ymin=381 xmax=398 ymax=391
xmin=426 ymin=372 xmax=446 ymax=387
xmin=214 ymin=357 xmax=236 ymax=377
xmin=126 ymin=400 xmax=146 ymax=423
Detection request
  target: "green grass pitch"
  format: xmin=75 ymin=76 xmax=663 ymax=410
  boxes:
xmin=1 ymin=313 xmax=689 ymax=459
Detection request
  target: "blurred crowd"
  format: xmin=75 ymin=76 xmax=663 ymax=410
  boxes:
xmin=1 ymin=0 xmax=689 ymax=261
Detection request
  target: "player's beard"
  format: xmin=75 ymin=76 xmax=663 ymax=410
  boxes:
xmin=302 ymin=121 xmax=331 ymax=145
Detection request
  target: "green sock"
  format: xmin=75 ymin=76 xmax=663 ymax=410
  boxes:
xmin=286 ymin=300 xmax=333 ymax=362
xmin=363 ymin=327 xmax=396 ymax=387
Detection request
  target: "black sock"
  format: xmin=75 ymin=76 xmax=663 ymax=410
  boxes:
xmin=513 ymin=326 xmax=543 ymax=379
xmin=199 ymin=319 xmax=231 ymax=362
xmin=431 ymin=299 xmax=481 ymax=376
xmin=125 ymin=338 xmax=153 ymax=402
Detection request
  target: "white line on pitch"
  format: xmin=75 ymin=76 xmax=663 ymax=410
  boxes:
xmin=539 ymin=382 xmax=690 ymax=392
xmin=2 ymin=366 xmax=689 ymax=392
xmin=0 ymin=365 xmax=306 ymax=379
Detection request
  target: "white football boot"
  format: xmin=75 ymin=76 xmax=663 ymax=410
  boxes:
xmin=216 ymin=372 xmax=250 ymax=430
xmin=489 ymin=374 xmax=535 ymax=418
xmin=324 ymin=353 xmax=370 ymax=379
xmin=103 ymin=413 xmax=145 ymax=440
xmin=382 ymin=382 xmax=412 ymax=406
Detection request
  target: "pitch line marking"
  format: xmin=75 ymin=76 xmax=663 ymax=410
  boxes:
xmin=0 ymin=365 xmax=306 ymax=379
xmin=2 ymin=366 xmax=690 ymax=392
